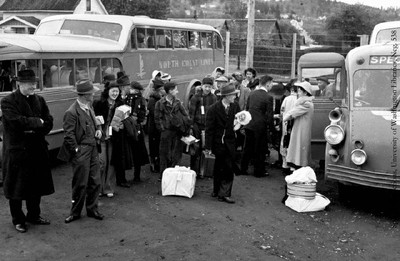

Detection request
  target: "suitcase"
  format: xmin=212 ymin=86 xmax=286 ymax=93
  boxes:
xmin=162 ymin=166 xmax=196 ymax=198
xmin=200 ymin=150 xmax=215 ymax=178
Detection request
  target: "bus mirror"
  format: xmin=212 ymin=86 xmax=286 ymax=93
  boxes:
xmin=329 ymin=108 xmax=342 ymax=123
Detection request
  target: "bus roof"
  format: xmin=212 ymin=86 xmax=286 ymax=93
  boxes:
xmin=0 ymin=33 xmax=124 ymax=56
xmin=298 ymin=52 xmax=345 ymax=68
xmin=370 ymin=21 xmax=400 ymax=44
xmin=39 ymin=14 xmax=220 ymax=32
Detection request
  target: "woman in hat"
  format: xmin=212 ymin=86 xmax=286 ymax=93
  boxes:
xmin=147 ymin=80 xmax=165 ymax=173
xmin=283 ymin=81 xmax=314 ymax=169
xmin=125 ymin=81 xmax=149 ymax=182
xmin=93 ymin=81 xmax=122 ymax=197
xmin=143 ymin=70 xmax=163 ymax=100
xmin=280 ymin=82 xmax=298 ymax=174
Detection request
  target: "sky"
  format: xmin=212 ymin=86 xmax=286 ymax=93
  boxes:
xmin=337 ymin=0 xmax=400 ymax=9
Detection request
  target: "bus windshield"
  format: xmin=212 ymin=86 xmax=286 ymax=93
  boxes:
xmin=37 ymin=20 xmax=122 ymax=41
xmin=375 ymin=28 xmax=400 ymax=44
xmin=301 ymin=67 xmax=342 ymax=98
xmin=353 ymin=69 xmax=400 ymax=108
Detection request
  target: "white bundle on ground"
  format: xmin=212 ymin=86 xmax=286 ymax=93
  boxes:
xmin=285 ymin=166 xmax=317 ymax=184
xmin=162 ymin=166 xmax=196 ymax=198
xmin=284 ymin=166 xmax=330 ymax=212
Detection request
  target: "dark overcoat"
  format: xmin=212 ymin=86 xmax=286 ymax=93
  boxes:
xmin=125 ymin=93 xmax=149 ymax=166
xmin=1 ymin=89 xmax=54 ymax=200
xmin=205 ymin=101 xmax=240 ymax=157
xmin=245 ymin=89 xmax=273 ymax=135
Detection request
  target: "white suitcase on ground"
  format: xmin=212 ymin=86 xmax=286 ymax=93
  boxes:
xmin=162 ymin=166 xmax=196 ymax=198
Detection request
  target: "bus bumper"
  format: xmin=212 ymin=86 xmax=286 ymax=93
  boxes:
xmin=326 ymin=164 xmax=400 ymax=190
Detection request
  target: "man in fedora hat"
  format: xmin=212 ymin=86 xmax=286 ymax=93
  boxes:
xmin=58 ymin=79 xmax=104 ymax=223
xmin=316 ymin=76 xmax=334 ymax=98
xmin=240 ymin=75 xmax=274 ymax=178
xmin=205 ymin=82 xmax=240 ymax=204
xmin=1 ymin=69 xmax=54 ymax=233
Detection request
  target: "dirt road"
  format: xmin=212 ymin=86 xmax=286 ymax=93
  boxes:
xmin=1 ymin=152 xmax=400 ymax=261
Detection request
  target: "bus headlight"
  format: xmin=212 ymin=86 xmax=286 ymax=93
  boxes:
xmin=324 ymin=125 xmax=345 ymax=145
xmin=351 ymin=149 xmax=367 ymax=165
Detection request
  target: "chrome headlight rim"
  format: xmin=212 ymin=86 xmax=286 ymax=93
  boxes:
xmin=351 ymin=148 xmax=367 ymax=166
xmin=324 ymin=124 xmax=345 ymax=145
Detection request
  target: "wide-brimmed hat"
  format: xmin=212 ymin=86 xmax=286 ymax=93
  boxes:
xmin=103 ymin=74 xmax=116 ymax=83
xmin=130 ymin=81 xmax=143 ymax=90
xmin=152 ymin=70 xmax=162 ymax=79
xmin=269 ymin=83 xmax=286 ymax=97
xmin=17 ymin=69 xmax=39 ymax=82
xmin=74 ymin=79 xmax=99 ymax=94
xmin=116 ymin=75 xmax=130 ymax=86
xmin=161 ymin=73 xmax=171 ymax=81
xmin=217 ymin=83 xmax=239 ymax=96
xmin=294 ymin=81 xmax=313 ymax=96
xmin=215 ymin=76 xmax=228 ymax=82
xmin=317 ymin=76 xmax=329 ymax=84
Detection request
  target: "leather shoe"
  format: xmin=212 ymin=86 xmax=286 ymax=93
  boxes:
xmin=27 ymin=216 xmax=50 ymax=225
xmin=218 ymin=196 xmax=235 ymax=204
xmin=15 ymin=223 xmax=27 ymax=233
xmin=211 ymin=192 xmax=218 ymax=197
xmin=65 ymin=215 xmax=81 ymax=224
xmin=87 ymin=211 xmax=104 ymax=220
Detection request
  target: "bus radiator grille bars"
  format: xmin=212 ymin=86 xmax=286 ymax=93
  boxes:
xmin=326 ymin=164 xmax=400 ymax=190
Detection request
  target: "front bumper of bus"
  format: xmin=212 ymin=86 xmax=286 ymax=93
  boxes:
xmin=326 ymin=164 xmax=400 ymax=190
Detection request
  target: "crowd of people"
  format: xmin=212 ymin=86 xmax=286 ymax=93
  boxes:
xmin=1 ymin=66 xmax=315 ymax=233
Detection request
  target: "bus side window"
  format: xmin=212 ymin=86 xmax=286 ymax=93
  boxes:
xmin=137 ymin=27 xmax=146 ymax=48
xmin=213 ymin=33 xmax=223 ymax=50
xmin=75 ymin=59 xmax=89 ymax=82
xmin=90 ymin=58 xmax=101 ymax=84
xmin=165 ymin=30 xmax=172 ymax=48
xmin=61 ymin=59 xmax=73 ymax=86
xmin=131 ymin=28 xmax=137 ymax=49
xmin=173 ymin=30 xmax=187 ymax=48
xmin=43 ymin=59 xmax=58 ymax=88
xmin=201 ymin=32 xmax=212 ymax=48
xmin=147 ymin=28 xmax=155 ymax=49
xmin=0 ymin=61 xmax=13 ymax=92
xmin=156 ymin=29 xmax=171 ymax=49
xmin=188 ymin=31 xmax=200 ymax=49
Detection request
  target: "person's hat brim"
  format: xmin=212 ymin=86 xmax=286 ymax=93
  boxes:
xmin=73 ymin=85 xmax=100 ymax=94
xmin=217 ymin=89 xmax=240 ymax=96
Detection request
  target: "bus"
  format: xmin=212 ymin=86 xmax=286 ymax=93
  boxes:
xmin=0 ymin=14 xmax=224 ymax=153
xmin=320 ymin=42 xmax=400 ymax=190
xmin=370 ymin=21 xmax=400 ymax=44
xmin=297 ymin=52 xmax=346 ymax=165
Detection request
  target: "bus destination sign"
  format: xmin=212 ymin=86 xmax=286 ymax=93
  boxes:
xmin=370 ymin=55 xmax=400 ymax=65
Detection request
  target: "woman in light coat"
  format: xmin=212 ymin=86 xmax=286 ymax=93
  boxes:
xmin=283 ymin=81 xmax=314 ymax=169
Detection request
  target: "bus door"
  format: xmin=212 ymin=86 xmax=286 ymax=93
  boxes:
xmin=298 ymin=53 xmax=346 ymax=163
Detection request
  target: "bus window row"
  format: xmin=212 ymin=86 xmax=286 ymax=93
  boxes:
xmin=131 ymin=27 xmax=222 ymax=50
xmin=0 ymin=58 xmax=123 ymax=92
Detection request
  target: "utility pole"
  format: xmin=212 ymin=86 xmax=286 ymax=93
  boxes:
xmin=246 ymin=0 xmax=255 ymax=68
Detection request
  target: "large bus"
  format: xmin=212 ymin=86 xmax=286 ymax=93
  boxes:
xmin=297 ymin=52 xmax=346 ymax=165
xmin=0 ymin=14 xmax=224 ymax=153
xmin=319 ymin=42 xmax=400 ymax=190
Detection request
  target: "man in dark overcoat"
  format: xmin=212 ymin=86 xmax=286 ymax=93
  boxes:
xmin=240 ymin=75 xmax=274 ymax=177
xmin=205 ymin=83 xmax=240 ymax=204
xmin=1 ymin=69 xmax=54 ymax=233
xmin=58 ymin=79 xmax=104 ymax=223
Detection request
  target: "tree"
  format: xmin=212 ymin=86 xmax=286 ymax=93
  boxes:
xmin=225 ymin=0 xmax=247 ymax=19
xmin=102 ymin=0 xmax=170 ymax=19
xmin=325 ymin=4 xmax=381 ymax=47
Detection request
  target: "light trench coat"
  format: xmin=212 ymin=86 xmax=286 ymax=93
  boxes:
xmin=283 ymin=96 xmax=314 ymax=167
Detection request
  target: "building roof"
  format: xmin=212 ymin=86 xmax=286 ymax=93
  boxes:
xmin=0 ymin=0 xmax=81 ymax=11
xmin=0 ymin=15 xmax=41 ymax=28
xmin=17 ymin=16 xmax=41 ymax=26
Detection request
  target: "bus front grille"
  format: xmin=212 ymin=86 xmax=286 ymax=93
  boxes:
xmin=326 ymin=164 xmax=400 ymax=190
